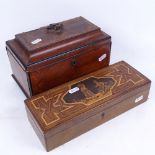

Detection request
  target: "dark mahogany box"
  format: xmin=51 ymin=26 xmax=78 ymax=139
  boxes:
xmin=25 ymin=61 xmax=151 ymax=151
xmin=6 ymin=16 xmax=111 ymax=97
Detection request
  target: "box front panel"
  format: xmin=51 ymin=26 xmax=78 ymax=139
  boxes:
xmin=30 ymin=40 xmax=111 ymax=95
xmin=45 ymin=88 xmax=150 ymax=151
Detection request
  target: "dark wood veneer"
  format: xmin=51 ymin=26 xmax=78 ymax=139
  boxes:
xmin=6 ymin=17 xmax=111 ymax=97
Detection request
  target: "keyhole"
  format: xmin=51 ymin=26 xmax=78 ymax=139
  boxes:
xmin=101 ymin=112 xmax=105 ymax=118
xmin=72 ymin=59 xmax=76 ymax=66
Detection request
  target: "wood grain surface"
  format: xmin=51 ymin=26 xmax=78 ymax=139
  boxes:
xmin=6 ymin=16 xmax=111 ymax=97
xmin=25 ymin=61 xmax=151 ymax=151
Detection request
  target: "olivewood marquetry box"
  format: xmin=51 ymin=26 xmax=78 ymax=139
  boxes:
xmin=25 ymin=61 xmax=151 ymax=151
xmin=6 ymin=16 xmax=111 ymax=97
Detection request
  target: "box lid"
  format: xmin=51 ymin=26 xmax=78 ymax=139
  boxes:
xmin=25 ymin=61 xmax=151 ymax=137
xmin=15 ymin=16 xmax=100 ymax=52
xmin=6 ymin=17 xmax=110 ymax=67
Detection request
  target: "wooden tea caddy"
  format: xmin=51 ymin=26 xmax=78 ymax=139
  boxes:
xmin=6 ymin=17 xmax=111 ymax=97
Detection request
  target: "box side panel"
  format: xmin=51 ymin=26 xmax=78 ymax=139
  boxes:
xmin=45 ymin=88 xmax=150 ymax=151
xmin=25 ymin=106 xmax=47 ymax=150
xmin=29 ymin=39 xmax=111 ymax=95
xmin=7 ymin=50 xmax=31 ymax=97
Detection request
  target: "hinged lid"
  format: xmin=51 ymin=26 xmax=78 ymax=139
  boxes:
xmin=6 ymin=16 xmax=110 ymax=67
xmin=15 ymin=16 xmax=100 ymax=52
xmin=25 ymin=61 xmax=151 ymax=137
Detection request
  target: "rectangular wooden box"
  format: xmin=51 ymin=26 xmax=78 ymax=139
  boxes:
xmin=25 ymin=61 xmax=151 ymax=151
xmin=6 ymin=16 xmax=111 ymax=97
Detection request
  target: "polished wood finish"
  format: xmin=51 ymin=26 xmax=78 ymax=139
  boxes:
xmin=25 ymin=61 xmax=151 ymax=151
xmin=6 ymin=17 xmax=111 ymax=97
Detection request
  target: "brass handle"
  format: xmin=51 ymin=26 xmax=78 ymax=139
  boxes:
xmin=47 ymin=23 xmax=63 ymax=33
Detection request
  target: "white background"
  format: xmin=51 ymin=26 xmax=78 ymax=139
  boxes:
xmin=0 ymin=0 xmax=155 ymax=155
